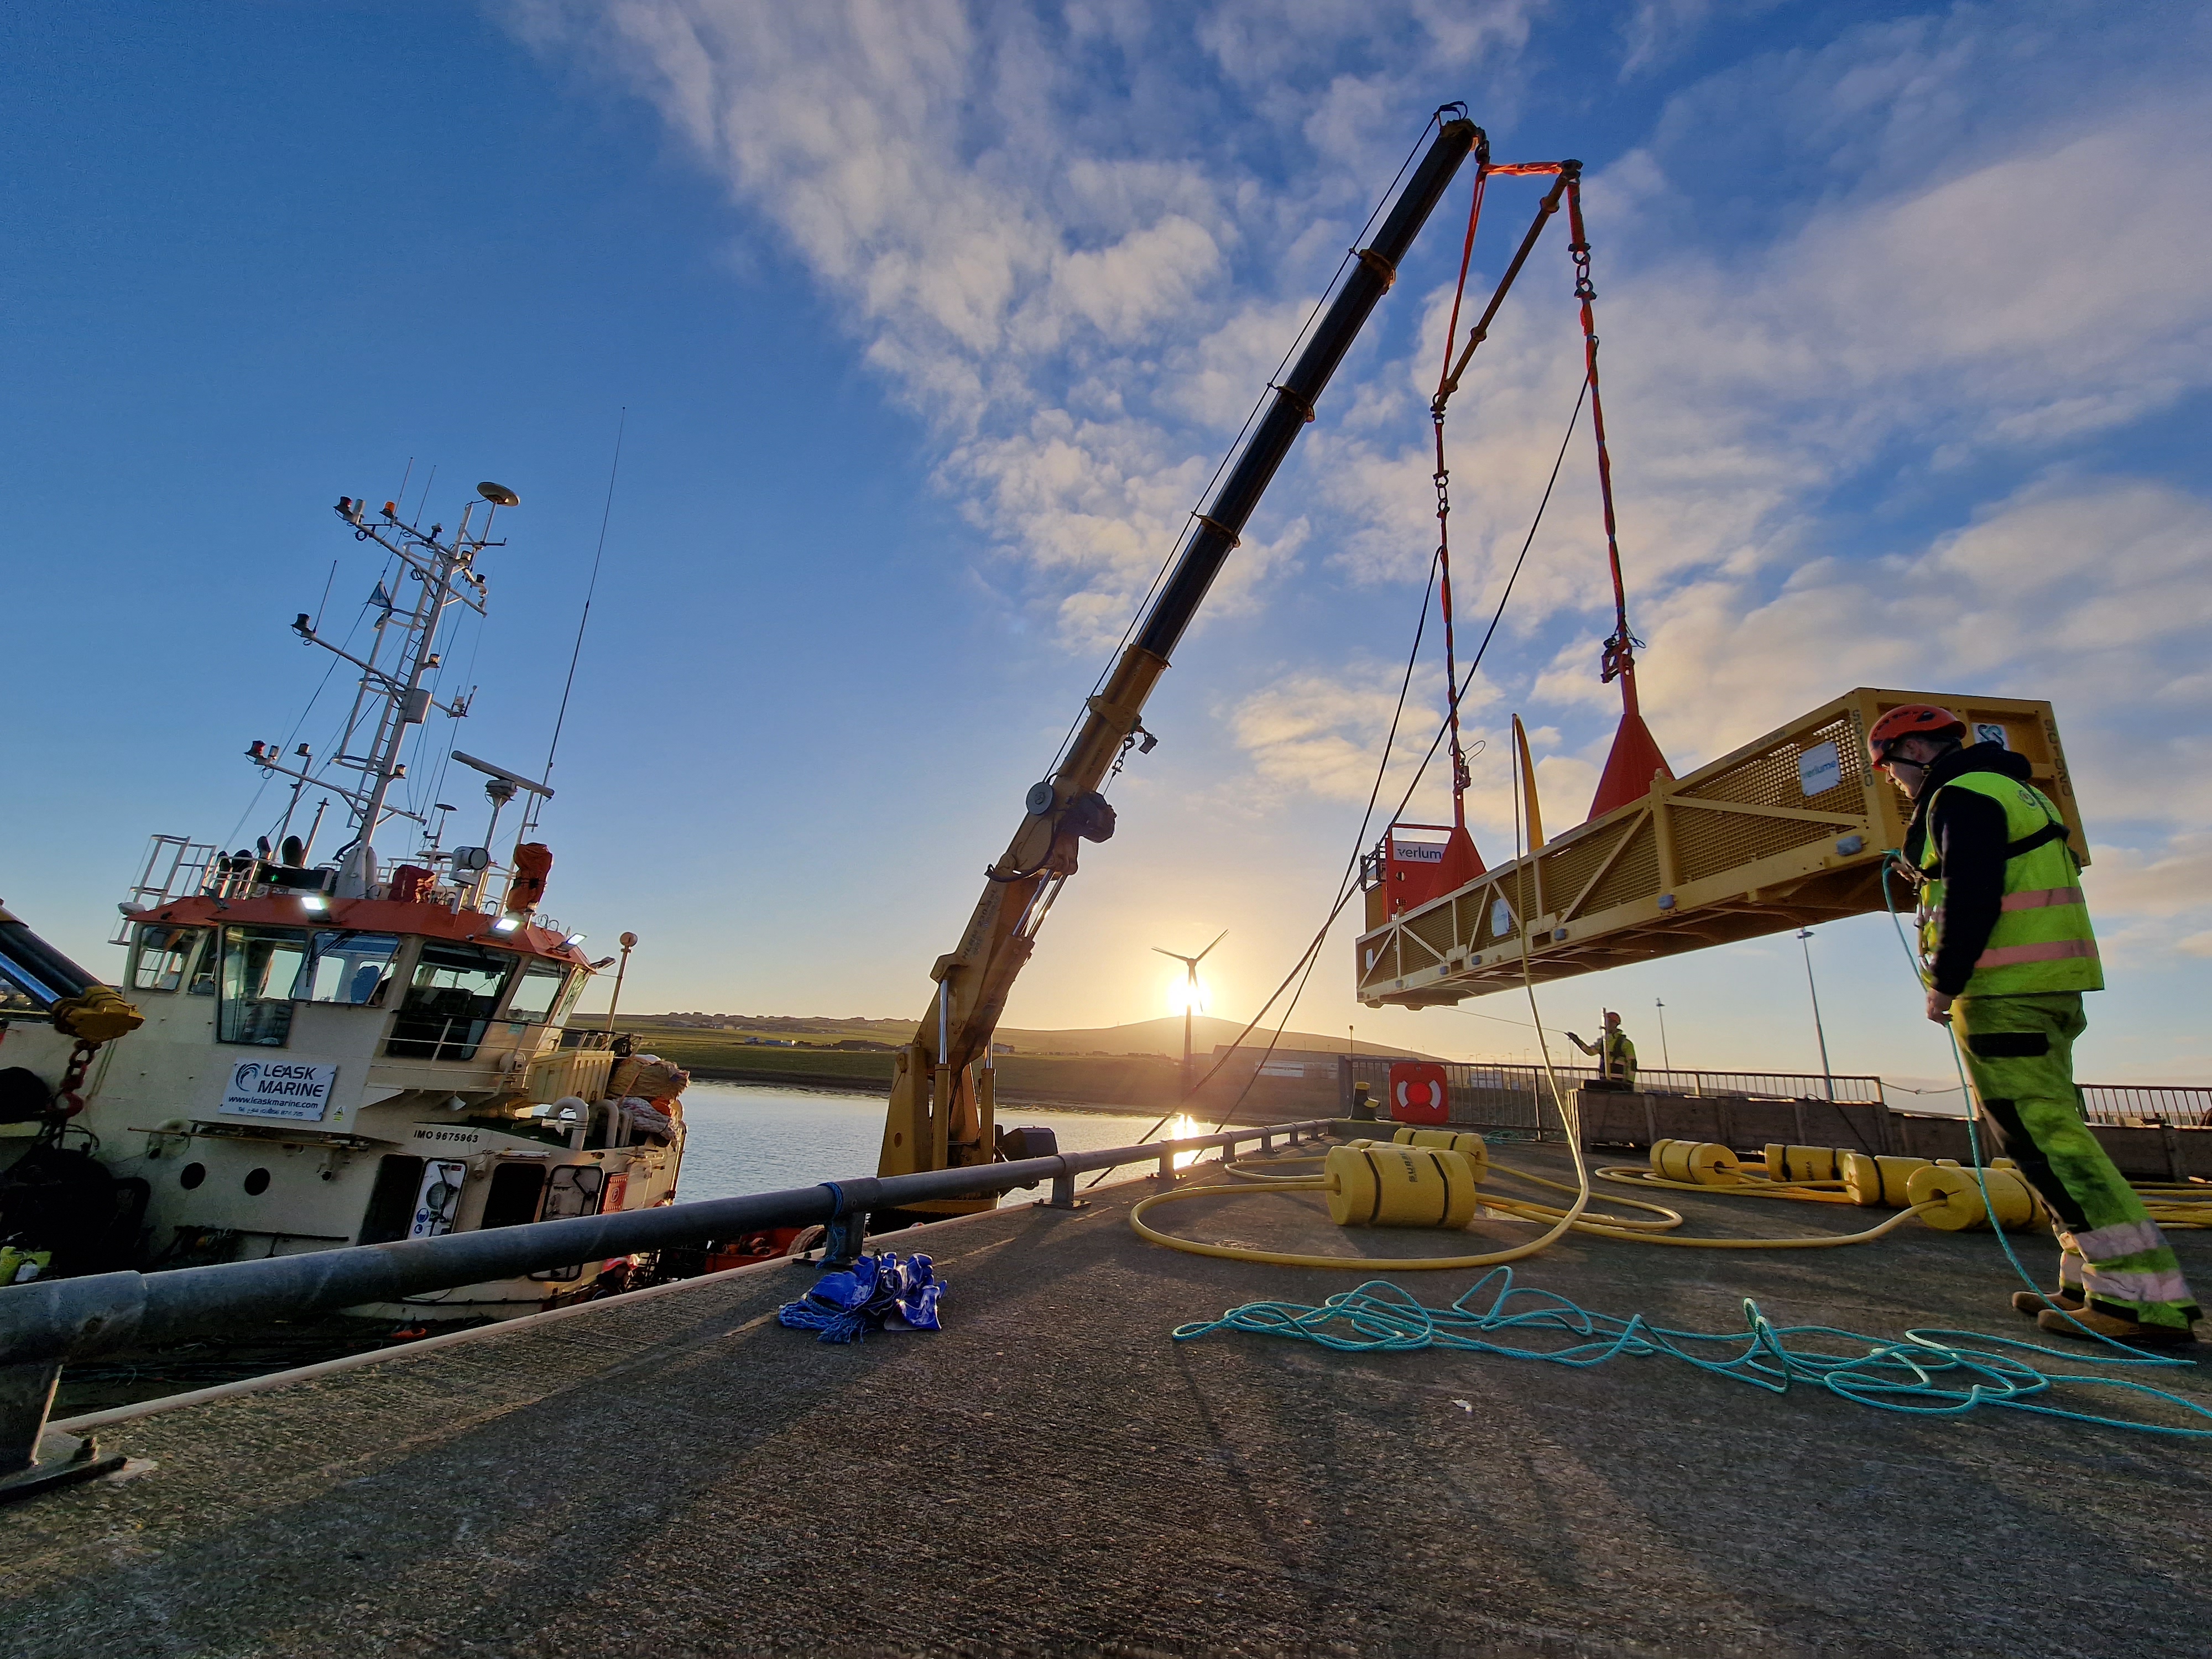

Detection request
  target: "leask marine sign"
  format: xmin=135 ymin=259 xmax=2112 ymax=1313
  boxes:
xmin=221 ymin=1060 xmax=338 ymax=1121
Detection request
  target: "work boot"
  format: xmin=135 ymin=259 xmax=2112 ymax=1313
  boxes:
xmin=2011 ymin=1288 xmax=2084 ymax=1317
xmin=2035 ymin=1307 xmax=2198 ymax=1349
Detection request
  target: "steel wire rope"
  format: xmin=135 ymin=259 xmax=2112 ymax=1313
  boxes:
xmin=1131 ymin=309 xmax=2212 ymax=1444
xmin=1097 ymin=373 xmax=1590 ymax=1182
xmin=1185 ymin=375 xmax=1593 ymax=1142
xmin=1130 ymin=679 xmax=1603 ymax=1268
xmin=1085 ymin=130 xmax=1553 ymax=1171
xmin=1142 ymin=821 xmax=2212 ymax=1434
xmin=541 ymin=409 xmax=626 ymax=800
xmin=228 ymin=576 xmax=392 ymax=855
xmin=413 ymin=600 xmax=487 ymax=837
xmin=1089 ymin=544 xmax=1442 ymax=1179
xmin=1038 ymin=110 xmax=1452 ymax=784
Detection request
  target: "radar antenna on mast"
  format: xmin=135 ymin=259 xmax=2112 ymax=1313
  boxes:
xmin=251 ymin=483 xmax=514 ymax=898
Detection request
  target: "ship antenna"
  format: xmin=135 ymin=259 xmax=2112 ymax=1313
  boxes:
xmin=526 ymin=408 xmax=625 ymax=838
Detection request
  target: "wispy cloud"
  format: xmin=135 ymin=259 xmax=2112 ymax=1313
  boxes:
xmin=512 ymin=0 xmax=2212 ymax=967
xmin=508 ymin=0 xmax=1539 ymax=646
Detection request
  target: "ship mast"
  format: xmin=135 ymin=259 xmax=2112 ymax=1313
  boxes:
xmin=249 ymin=484 xmax=513 ymax=896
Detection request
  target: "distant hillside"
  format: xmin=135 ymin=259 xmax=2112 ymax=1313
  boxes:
xmin=992 ymin=1014 xmax=1441 ymax=1062
xmin=630 ymin=1010 xmax=1439 ymax=1061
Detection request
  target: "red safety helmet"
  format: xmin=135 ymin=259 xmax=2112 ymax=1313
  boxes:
xmin=1866 ymin=704 xmax=1964 ymax=765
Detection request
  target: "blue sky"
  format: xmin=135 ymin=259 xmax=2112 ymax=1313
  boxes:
xmin=5 ymin=1 xmax=2208 ymax=1089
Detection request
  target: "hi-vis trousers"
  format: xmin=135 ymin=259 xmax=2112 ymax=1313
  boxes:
xmin=1958 ymin=993 xmax=2198 ymax=1332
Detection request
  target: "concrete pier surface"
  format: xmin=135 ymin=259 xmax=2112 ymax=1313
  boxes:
xmin=5 ymin=1144 xmax=2210 ymax=1657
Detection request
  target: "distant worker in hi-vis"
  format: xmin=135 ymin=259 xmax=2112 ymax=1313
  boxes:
xmin=1567 ymin=1011 xmax=1636 ymax=1092
xmin=1871 ymin=704 xmax=2198 ymax=1347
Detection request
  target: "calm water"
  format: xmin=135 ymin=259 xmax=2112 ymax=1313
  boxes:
xmin=672 ymin=1079 xmax=1204 ymax=1205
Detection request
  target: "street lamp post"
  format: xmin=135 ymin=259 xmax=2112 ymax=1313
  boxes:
xmin=1654 ymin=998 xmax=1672 ymax=1072
xmin=1795 ymin=928 xmax=1835 ymax=1101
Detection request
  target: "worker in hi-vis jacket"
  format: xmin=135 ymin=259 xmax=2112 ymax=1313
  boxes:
xmin=1567 ymin=1011 xmax=1637 ymax=1092
xmin=1871 ymin=703 xmax=2198 ymax=1347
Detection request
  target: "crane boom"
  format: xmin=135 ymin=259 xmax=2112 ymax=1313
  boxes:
xmin=879 ymin=115 xmax=1481 ymax=1200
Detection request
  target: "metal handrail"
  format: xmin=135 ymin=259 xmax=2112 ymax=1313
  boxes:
xmin=0 ymin=1116 xmax=1334 ymax=1493
xmin=1343 ymin=1055 xmax=1886 ymax=1104
xmin=2079 ymin=1085 xmax=2212 ymax=1127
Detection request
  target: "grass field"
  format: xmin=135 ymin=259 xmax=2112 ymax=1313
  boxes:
xmin=617 ymin=1021 xmax=1342 ymax=1117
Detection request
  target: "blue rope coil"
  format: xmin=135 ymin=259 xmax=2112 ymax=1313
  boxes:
xmin=1172 ymin=851 xmax=2206 ymax=1434
xmin=1173 ymin=1269 xmax=2212 ymax=1435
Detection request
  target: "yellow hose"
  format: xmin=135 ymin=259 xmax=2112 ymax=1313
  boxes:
xmin=1128 ymin=1169 xmax=1943 ymax=1267
xmin=1595 ymin=1165 xmax=1863 ymax=1204
xmin=1136 ymin=785 xmax=1952 ymax=1270
xmin=1224 ymin=1149 xmax=1688 ymax=1230
xmin=1130 ymin=1165 xmax=1603 ymax=1271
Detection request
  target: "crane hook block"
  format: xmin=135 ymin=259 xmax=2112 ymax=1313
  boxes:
xmin=1061 ymin=792 xmax=1117 ymax=844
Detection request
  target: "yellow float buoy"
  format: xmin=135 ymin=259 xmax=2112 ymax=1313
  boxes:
xmin=1391 ymin=1126 xmax=1490 ymax=1181
xmin=1653 ymin=1140 xmax=1748 ymax=1186
xmin=1840 ymin=1152 xmax=1932 ymax=1208
xmin=1324 ymin=1143 xmax=1481 ymax=1229
xmin=1905 ymin=1162 xmax=2043 ymax=1232
xmin=1764 ymin=1144 xmax=1837 ymax=1183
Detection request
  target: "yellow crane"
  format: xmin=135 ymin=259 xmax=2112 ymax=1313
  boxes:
xmin=874 ymin=113 xmax=1484 ymax=1214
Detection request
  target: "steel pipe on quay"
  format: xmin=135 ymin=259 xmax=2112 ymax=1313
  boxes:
xmin=0 ymin=1118 xmax=1333 ymax=1488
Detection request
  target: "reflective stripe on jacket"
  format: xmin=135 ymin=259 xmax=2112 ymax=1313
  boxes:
xmin=1602 ymin=1031 xmax=1637 ymax=1083
xmin=1916 ymin=772 xmax=2103 ymax=996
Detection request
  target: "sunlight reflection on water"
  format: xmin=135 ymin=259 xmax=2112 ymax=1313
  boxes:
xmin=672 ymin=1082 xmax=1210 ymax=1205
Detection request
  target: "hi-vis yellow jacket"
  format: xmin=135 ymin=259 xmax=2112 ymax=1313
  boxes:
xmin=1915 ymin=771 xmax=2102 ymax=998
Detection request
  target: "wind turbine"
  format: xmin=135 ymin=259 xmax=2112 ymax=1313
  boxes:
xmin=1154 ymin=931 xmax=1227 ymax=1097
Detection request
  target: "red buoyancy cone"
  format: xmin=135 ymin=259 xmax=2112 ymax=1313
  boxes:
xmin=1437 ymin=822 xmax=1486 ymax=889
xmin=1386 ymin=822 xmax=1487 ymax=915
xmin=1587 ymin=671 xmax=1673 ymax=821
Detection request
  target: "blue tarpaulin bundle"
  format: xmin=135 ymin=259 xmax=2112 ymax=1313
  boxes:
xmin=778 ymin=1252 xmax=945 ymax=1344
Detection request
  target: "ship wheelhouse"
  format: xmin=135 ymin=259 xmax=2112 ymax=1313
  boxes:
xmin=47 ymin=479 xmax=688 ymax=1315
xmin=85 ymin=880 xmax=677 ymax=1307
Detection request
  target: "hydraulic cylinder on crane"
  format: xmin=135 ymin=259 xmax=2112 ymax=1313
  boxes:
xmin=876 ymin=113 xmax=1485 ymax=1208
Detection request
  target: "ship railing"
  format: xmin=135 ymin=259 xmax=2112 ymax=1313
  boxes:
xmin=2079 ymin=1084 xmax=2212 ymax=1128
xmin=0 ymin=1114 xmax=1337 ymax=1501
xmin=111 ymin=835 xmax=218 ymax=943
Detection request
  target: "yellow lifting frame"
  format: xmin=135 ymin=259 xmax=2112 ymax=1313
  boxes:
xmin=1355 ymin=687 xmax=2088 ymax=1008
